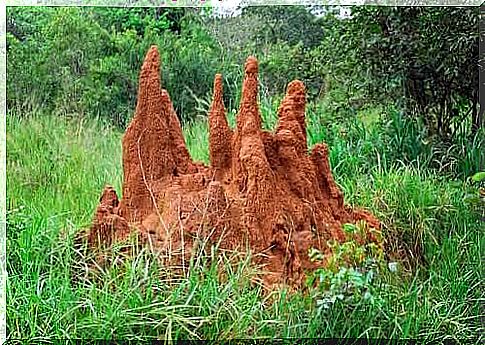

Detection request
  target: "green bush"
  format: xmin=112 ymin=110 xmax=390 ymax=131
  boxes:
xmin=7 ymin=7 xmax=241 ymax=126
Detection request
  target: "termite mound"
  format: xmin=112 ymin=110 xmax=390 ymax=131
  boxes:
xmin=87 ymin=45 xmax=381 ymax=288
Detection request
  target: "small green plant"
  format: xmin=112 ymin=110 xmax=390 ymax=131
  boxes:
xmin=326 ymin=221 xmax=384 ymax=271
xmin=307 ymin=221 xmax=389 ymax=313
xmin=314 ymin=265 xmax=384 ymax=312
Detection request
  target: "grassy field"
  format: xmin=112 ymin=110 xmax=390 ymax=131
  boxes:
xmin=6 ymin=107 xmax=484 ymax=340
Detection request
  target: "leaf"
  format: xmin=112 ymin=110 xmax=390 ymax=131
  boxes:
xmin=471 ymin=172 xmax=485 ymax=183
xmin=343 ymin=223 xmax=358 ymax=234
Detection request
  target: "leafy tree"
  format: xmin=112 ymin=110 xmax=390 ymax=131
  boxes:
xmin=345 ymin=6 xmax=480 ymax=139
xmin=239 ymin=5 xmax=325 ymax=49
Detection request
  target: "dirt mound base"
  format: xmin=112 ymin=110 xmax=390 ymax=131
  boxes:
xmin=87 ymin=45 xmax=381 ymax=287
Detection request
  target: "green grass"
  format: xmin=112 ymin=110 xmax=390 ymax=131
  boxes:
xmin=6 ymin=110 xmax=484 ymax=341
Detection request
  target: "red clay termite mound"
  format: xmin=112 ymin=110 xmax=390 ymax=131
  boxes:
xmin=88 ymin=45 xmax=381 ymax=287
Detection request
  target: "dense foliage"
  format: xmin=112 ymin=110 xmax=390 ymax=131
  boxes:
xmin=7 ymin=6 xmax=481 ymax=133
xmin=7 ymin=7 xmax=239 ymax=125
xmin=349 ymin=7 xmax=480 ymax=139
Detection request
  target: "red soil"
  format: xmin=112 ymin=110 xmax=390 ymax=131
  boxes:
xmin=88 ymin=45 xmax=381 ymax=287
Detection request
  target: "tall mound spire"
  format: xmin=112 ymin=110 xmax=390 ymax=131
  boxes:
xmin=232 ymin=56 xmax=264 ymax=192
xmin=209 ymin=74 xmax=232 ymax=182
xmin=118 ymin=45 xmax=194 ymax=222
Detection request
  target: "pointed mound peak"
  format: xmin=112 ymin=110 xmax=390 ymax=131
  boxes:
xmin=99 ymin=185 xmax=119 ymax=208
xmin=210 ymin=73 xmax=226 ymax=115
xmin=245 ymin=56 xmax=258 ymax=75
xmin=287 ymin=80 xmax=305 ymax=99
xmin=275 ymin=79 xmax=307 ymax=148
xmin=146 ymin=45 xmax=160 ymax=62
xmin=140 ymin=45 xmax=161 ymax=80
xmin=238 ymin=56 xmax=261 ymax=129
xmin=209 ymin=73 xmax=232 ymax=178
xmin=213 ymin=73 xmax=224 ymax=100
xmin=286 ymin=80 xmax=306 ymax=122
